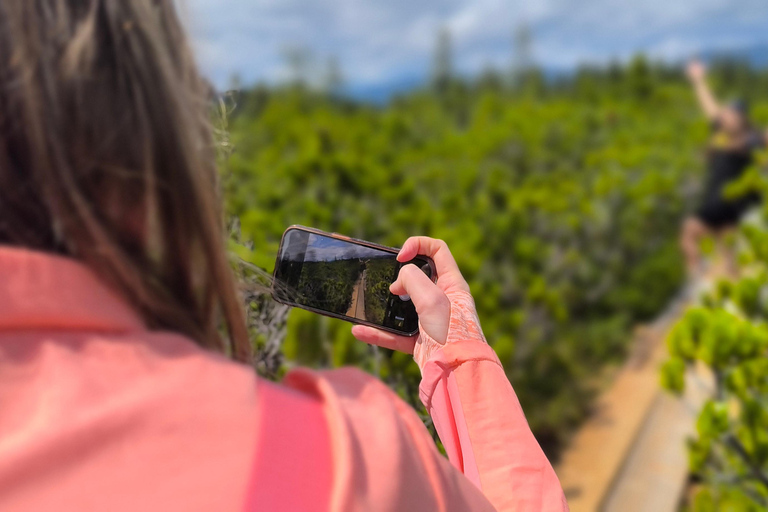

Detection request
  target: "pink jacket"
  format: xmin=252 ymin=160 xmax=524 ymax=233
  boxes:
xmin=0 ymin=247 xmax=567 ymax=511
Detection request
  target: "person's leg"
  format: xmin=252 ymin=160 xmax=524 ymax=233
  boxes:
xmin=680 ymin=216 xmax=710 ymax=278
xmin=714 ymin=226 xmax=739 ymax=278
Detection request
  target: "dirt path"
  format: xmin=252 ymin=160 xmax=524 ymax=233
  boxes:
xmin=556 ymin=260 xmax=727 ymax=512
xmin=602 ymin=363 xmax=713 ymax=511
xmin=346 ymin=269 xmax=367 ymax=319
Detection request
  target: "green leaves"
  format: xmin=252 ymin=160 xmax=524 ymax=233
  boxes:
xmin=668 ymin=306 xmax=767 ymax=371
xmin=660 ymin=357 xmax=686 ymax=394
xmin=697 ymin=401 xmax=730 ymax=438
xmin=228 ymin=81 xmax=706 ymax=455
xmin=662 ymin=210 xmax=768 ymax=509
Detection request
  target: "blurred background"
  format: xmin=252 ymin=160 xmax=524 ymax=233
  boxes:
xmin=184 ymin=1 xmax=768 ymax=510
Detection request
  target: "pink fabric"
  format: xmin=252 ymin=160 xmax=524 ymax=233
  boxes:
xmin=279 ymin=368 xmax=497 ymax=512
xmin=245 ymin=380 xmax=332 ymax=511
xmin=415 ymin=289 xmax=569 ymax=511
xmin=413 ymin=290 xmax=486 ymax=369
xmin=0 ymin=247 xmax=144 ymax=333
xmin=0 ymin=246 xmax=567 ymax=511
xmin=446 ymin=371 xmax=481 ymax=487
xmin=421 ymin=341 xmax=569 ymax=511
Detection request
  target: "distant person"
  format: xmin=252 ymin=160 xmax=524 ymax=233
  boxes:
xmin=681 ymin=59 xmax=767 ymax=276
xmin=0 ymin=1 xmax=566 ymax=511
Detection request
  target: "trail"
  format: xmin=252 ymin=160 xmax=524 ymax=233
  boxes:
xmin=555 ymin=259 xmax=729 ymax=512
xmin=346 ymin=269 xmax=367 ymax=319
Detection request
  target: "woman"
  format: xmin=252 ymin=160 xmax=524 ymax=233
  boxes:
xmin=681 ymin=59 xmax=767 ymax=276
xmin=0 ymin=1 xmax=567 ymax=511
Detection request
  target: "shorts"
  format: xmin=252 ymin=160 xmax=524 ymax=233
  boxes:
xmin=696 ymin=192 xmax=760 ymax=230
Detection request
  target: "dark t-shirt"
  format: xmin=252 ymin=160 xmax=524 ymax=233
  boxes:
xmin=696 ymin=123 xmax=765 ymax=228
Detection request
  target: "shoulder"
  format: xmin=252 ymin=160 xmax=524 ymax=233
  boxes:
xmin=274 ymin=367 xmax=495 ymax=512
xmin=282 ymin=367 xmax=433 ymax=460
xmin=0 ymin=329 xmax=264 ymax=511
xmin=246 ymin=375 xmax=333 ymax=511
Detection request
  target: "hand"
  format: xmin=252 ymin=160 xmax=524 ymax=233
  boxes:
xmin=686 ymin=60 xmax=706 ymax=82
xmin=351 ymin=237 xmax=471 ymax=356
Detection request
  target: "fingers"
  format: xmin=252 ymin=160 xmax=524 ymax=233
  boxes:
xmin=398 ymin=237 xmax=456 ymax=269
xmin=397 ymin=236 xmax=470 ymax=293
xmin=351 ymin=325 xmax=416 ymax=354
xmin=390 ymin=264 xmax=443 ymax=305
xmin=353 ymin=239 xmax=462 ymax=351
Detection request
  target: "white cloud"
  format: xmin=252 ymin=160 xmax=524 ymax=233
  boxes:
xmin=183 ymin=0 xmax=768 ymax=90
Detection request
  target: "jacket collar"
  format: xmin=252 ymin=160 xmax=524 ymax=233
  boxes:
xmin=0 ymin=246 xmax=145 ymax=333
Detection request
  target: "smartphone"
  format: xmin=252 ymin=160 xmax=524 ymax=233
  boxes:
xmin=272 ymin=226 xmax=437 ymax=336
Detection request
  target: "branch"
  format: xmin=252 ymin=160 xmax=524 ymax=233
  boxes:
xmin=725 ymin=435 xmax=768 ymax=490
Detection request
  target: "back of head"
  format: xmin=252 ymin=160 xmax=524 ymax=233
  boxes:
xmin=0 ymin=0 xmax=250 ymax=360
xmin=728 ymin=98 xmax=749 ymax=117
xmin=721 ymin=98 xmax=752 ymax=134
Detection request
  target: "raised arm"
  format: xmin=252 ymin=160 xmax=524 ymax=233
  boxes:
xmin=687 ymin=60 xmax=721 ymax=121
xmin=353 ymin=237 xmax=568 ymax=511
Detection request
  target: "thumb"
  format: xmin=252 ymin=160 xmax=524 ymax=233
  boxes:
xmin=391 ymin=264 xmax=450 ymax=343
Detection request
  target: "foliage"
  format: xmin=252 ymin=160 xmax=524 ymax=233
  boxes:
xmin=363 ymin=259 xmax=399 ymax=324
xmin=662 ymin=149 xmax=768 ymax=510
xmin=295 ymin=259 xmax=361 ymax=315
xmin=226 ymin=60 xmax=767 ymax=456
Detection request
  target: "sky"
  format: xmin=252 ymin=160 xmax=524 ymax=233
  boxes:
xmin=182 ymin=0 xmax=768 ymax=96
xmin=304 ymin=234 xmax=392 ymax=262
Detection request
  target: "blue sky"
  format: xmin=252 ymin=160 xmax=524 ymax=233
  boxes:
xmin=305 ymin=234 xmax=390 ymax=262
xmin=182 ymin=0 xmax=768 ymax=93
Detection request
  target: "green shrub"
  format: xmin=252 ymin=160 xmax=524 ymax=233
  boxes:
xmin=227 ymin=68 xmax=765 ymax=456
xmin=662 ymin=157 xmax=768 ymax=509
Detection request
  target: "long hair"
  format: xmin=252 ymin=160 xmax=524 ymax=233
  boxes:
xmin=0 ymin=0 xmax=251 ymax=362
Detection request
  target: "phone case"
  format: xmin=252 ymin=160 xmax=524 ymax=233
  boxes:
xmin=271 ymin=225 xmax=437 ymax=337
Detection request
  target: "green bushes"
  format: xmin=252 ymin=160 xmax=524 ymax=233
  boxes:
xmin=224 ymin=69 xmax=759 ymax=455
xmin=364 ymin=259 xmax=398 ymax=324
xmin=663 ymin=274 xmax=768 ymax=509
xmin=662 ymin=155 xmax=768 ymax=509
xmin=295 ymin=260 xmax=361 ymax=315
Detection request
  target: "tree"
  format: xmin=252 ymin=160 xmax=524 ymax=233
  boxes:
xmin=511 ymin=22 xmax=533 ymax=83
xmin=431 ymin=27 xmax=454 ymax=93
xmin=477 ymin=65 xmax=504 ymax=93
xmin=627 ymin=54 xmax=653 ymax=100
xmin=323 ymin=56 xmax=344 ymax=97
xmin=281 ymin=45 xmax=313 ymax=88
xmin=510 ymin=22 xmax=543 ymax=97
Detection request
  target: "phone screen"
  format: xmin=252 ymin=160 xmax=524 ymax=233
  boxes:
xmin=273 ymin=228 xmax=433 ymax=335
